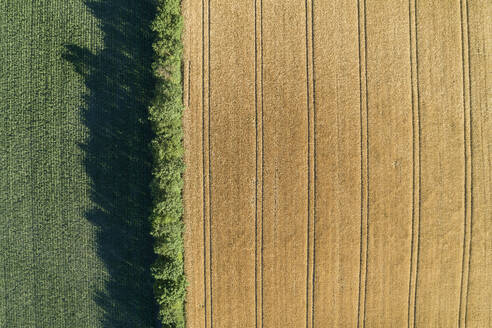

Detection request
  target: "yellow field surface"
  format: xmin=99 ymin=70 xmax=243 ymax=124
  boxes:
xmin=182 ymin=0 xmax=491 ymax=327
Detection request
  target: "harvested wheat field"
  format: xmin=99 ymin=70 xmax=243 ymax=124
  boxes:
xmin=181 ymin=0 xmax=491 ymax=327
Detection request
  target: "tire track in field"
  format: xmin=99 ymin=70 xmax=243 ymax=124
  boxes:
xmin=363 ymin=17 xmax=370 ymax=328
xmin=188 ymin=61 xmax=191 ymax=108
xmin=356 ymin=0 xmax=369 ymax=326
xmin=254 ymin=0 xmax=264 ymax=326
xmin=464 ymin=1 xmax=491 ymax=323
xmin=304 ymin=0 xmax=315 ymax=326
xmin=362 ymin=3 xmax=370 ymax=323
xmin=310 ymin=0 xmax=317 ymax=326
xmin=260 ymin=1 xmax=265 ymax=325
xmin=407 ymin=0 xmax=422 ymax=326
xmin=463 ymin=0 xmax=474 ymax=323
xmin=207 ymin=1 xmax=213 ymax=326
xmin=255 ymin=0 xmax=259 ymax=325
xmin=413 ymin=0 xmax=423 ymax=324
xmin=458 ymin=0 xmax=473 ymax=325
xmin=201 ymin=0 xmax=209 ymax=326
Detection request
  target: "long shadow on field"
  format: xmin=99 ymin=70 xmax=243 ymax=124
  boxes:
xmin=63 ymin=1 xmax=159 ymax=327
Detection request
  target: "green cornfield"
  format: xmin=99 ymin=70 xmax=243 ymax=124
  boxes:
xmin=0 ymin=0 xmax=185 ymax=327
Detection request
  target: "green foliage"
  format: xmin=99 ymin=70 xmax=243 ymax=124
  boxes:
xmin=149 ymin=0 xmax=186 ymax=326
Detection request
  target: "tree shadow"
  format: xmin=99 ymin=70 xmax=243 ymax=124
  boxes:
xmin=63 ymin=1 xmax=158 ymax=327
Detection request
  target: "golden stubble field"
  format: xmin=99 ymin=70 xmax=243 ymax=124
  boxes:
xmin=182 ymin=0 xmax=491 ymax=327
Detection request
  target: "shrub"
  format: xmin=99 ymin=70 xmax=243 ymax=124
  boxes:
xmin=148 ymin=0 xmax=186 ymax=327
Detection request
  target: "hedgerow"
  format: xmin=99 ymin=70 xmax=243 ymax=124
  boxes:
xmin=148 ymin=0 xmax=186 ymax=327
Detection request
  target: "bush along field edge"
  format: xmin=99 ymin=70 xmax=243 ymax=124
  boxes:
xmin=148 ymin=0 xmax=186 ymax=327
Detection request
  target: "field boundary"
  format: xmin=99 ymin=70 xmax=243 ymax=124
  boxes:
xmin=148 ymin=0 xmax=186 ymax=326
